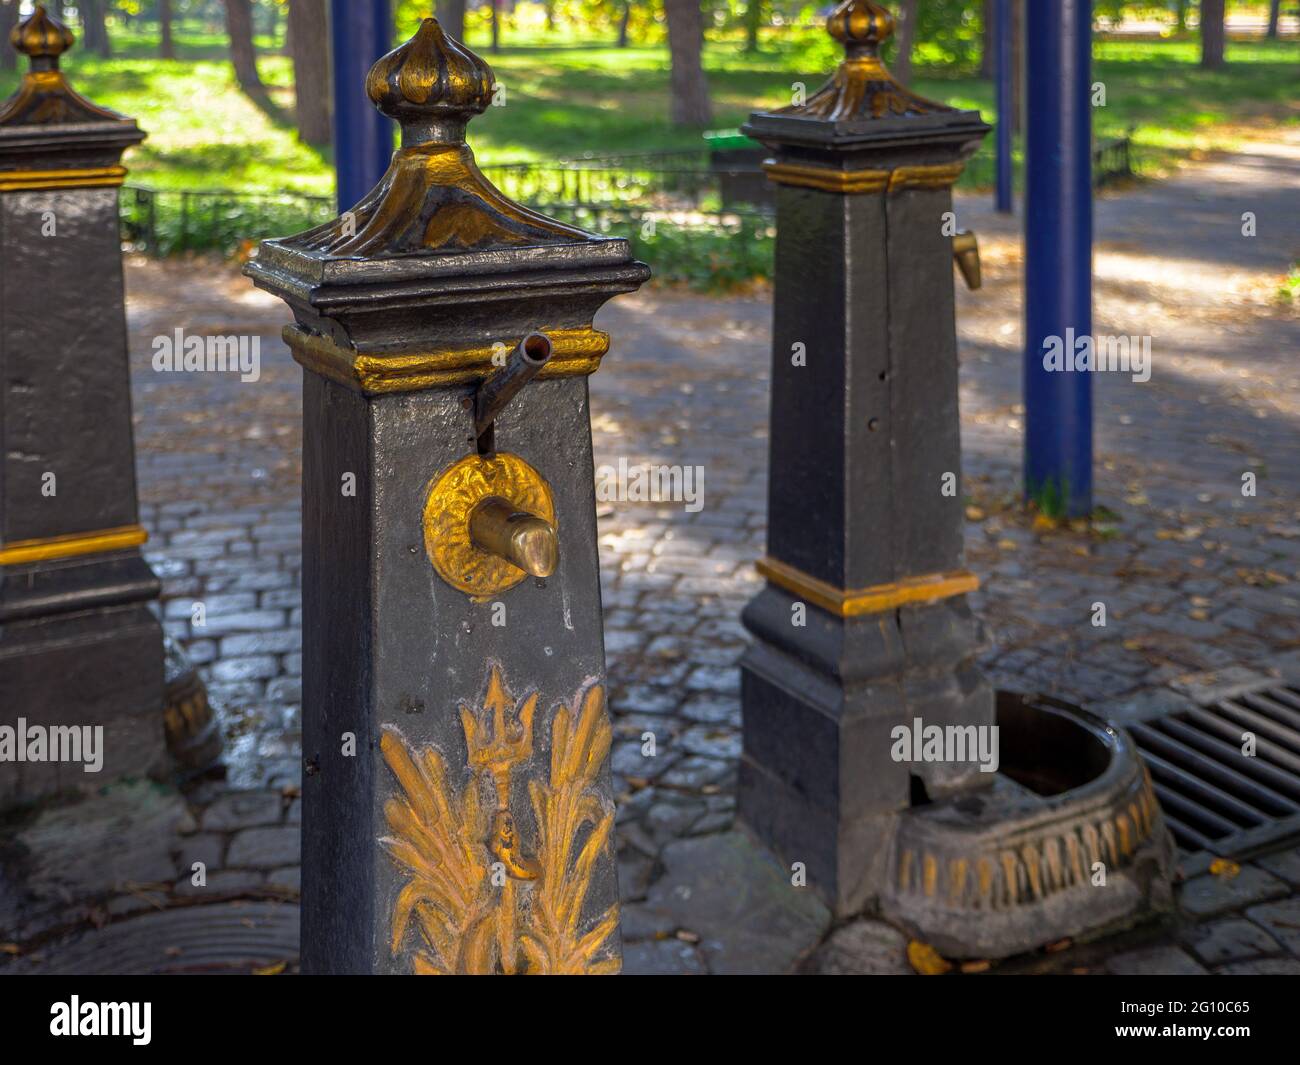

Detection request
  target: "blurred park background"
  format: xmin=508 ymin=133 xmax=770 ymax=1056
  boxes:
xmin=0 ymin=0 xmax=1294 ymax=288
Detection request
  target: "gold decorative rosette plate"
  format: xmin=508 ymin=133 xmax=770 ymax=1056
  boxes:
xmin=424 ymin=452 xmax=555 ymax=597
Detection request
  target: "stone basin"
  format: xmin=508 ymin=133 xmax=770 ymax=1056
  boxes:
xmin=880 ymin=691 xmax=1176 ymax=959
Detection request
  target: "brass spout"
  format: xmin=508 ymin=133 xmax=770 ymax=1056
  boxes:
xmin=952 ymin=230 xmax=981 ymax=290
xmin=475 ymin=332 xmax=553 ymax=452
xmin=468 ymin=496 xmax=558 ymax=578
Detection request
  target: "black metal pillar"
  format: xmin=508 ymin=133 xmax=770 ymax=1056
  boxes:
xmin=738 ymin=0 xmax=992 ymax=916
xmin=0 ymin=7 xmax=163 ymax=806
xmin=248 ymin=18 xmax=649 ymax=974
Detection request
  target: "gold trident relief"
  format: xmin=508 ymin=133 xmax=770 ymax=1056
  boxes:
xmin=379 ymin=662 xmax=619 ymax=974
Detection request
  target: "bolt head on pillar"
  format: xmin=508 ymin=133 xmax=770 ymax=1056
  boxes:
xmin=247 ymin=18 xmax=648 ymax=974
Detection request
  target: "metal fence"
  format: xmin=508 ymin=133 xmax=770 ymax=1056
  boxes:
xmin=119 ymin=136 xmax=1133 ymax=257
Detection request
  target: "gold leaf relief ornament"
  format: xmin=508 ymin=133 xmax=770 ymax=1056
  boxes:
xmin=381 ymin=663 xmax=619 ymax=974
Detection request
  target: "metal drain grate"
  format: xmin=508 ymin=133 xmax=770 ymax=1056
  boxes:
xmin=1128 ymin=684 xmax=1300 ymax=855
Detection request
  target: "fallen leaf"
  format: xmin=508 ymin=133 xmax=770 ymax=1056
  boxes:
xmin=674 ymin=929 xmax=701 ymax=944
xmin=253 ymin=960 xmax=287 ymax=976
xmin=1209 ymin=858 xmax=1241 ymax=879
xmin=0 ymin=943 xmax=20 ymax=956
xmin=965 ymin=505 xmax=986 ymax=521
xmin=959 ymin=959 xmax=991 ymax=973
xmin=1045 ymin=937 xmax=1073 ymax=953
xmin=907 ymin=939 xmax=953 ymax=975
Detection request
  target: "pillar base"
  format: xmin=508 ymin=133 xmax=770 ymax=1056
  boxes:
xmin=738 ymin=583 xmax=994 ymax=915
xmin=0 ymin=603 xmax=165 ymax=808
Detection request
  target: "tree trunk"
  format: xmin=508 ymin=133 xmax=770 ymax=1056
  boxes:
xmin=1175 ymin=0 xmax=1189 ymax=32
xmin=1011 ymin=0 xmax=1023 ymax=134
xmin=83 ymin=0 xmax=111 ymax=58
xmin=0 ymin=1 xmax=17 ymax=73
xmin=1201 ymin=0 xmax=1226 ymax=68
xmin=743 ymin=0 xmax=762 ymax=53
xmin=664 ymin=0 xmax=711 ymax=126
xmin=160 ymin=0 xmax=175 ymax=59
xmin=1266 ymin=0 xmax=1281 ymax=38
xmin=490 ymin=0 xmax=500 ymax=52
xmin=437 ymin=0 xmax=467 ymax=41
xmin=894 ymin=0 xmax=918 ymax=85
xmin=224 ymin=0 xmax=264 ymax=90
xmin=980 ymin=0 xmax=993 ymax=78
xmin=288 ymin=0 xmax=331 ymax=146
xmin=617 ymin=1 xmax=631 ymax=47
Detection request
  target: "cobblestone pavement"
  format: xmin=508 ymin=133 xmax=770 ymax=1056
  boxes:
xmin=10 ymin=134 xmax=1295 ymax=974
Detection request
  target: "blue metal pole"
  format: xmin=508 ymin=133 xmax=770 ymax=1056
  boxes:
xmin=1023 ymin=0 xmax=1093 ymax=518
xmin=330 ymin=0 xmax=394 ymax=212
xmin=994 ymin=0 xmax=1013 ymax=213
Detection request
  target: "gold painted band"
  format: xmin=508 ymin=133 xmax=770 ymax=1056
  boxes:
xmin=0 ymin=524 xmax=148 ymax=566
xmin=0 ymin=165 xmax=128 ymax=192
xmin=762 ymin=160 xmax=964 ymax=195
xmin=756 ymin=556 xmax=979 ymax=617
xmin=285 ymin=325 xmax=611 ymax=394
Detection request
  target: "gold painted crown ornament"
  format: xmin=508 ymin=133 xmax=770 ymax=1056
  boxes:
xmin=287 ymin=16 xmax=589 ymax=257
xmin=780 ymin=0 xmax=953 ymax=122
xmin=0 ymin=4 xmax=130 ymax=127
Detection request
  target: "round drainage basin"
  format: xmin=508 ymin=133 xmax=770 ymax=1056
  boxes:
xmin=880 ymin=691 xmax=1175 ymax=960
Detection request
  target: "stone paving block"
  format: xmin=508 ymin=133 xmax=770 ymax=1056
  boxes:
xmin=174 ymin=833 xmax=225 ymax=876
xmin=678 ymin=724 xmax=741 ymax=760
xmin=266 ymin=866 xmax=301 ymax=891
xmin=804 ymin=919 xmax=913 ymax=975
xmin=1179 ymin=917 xmax=1281 ymax=965
xmin=622 ymin=938 xmax=709 ymax=975
xmin=220 ymin=630 xmax=302 ymax=656
xmin=1244 ymin=897 xmax=1300 ymax=956
xmin=1105 ymin=945 xmax=1207 ymax=975
xmin=174 ymin=869 xmax=266 ymax=896
xmin=1254 ymin=846 xmax=1300 ymax=888
xmin=1215 ymin=958 xmax=1300 ymax=975
xmin=211 ymin=655 xmax=280 ymax=683
xmin=640 ymin=832 xmax=831 ymax=974
xmin=193 ymin=609 xmax=288 ymax=636
xmin=1179 ymin=866 xmax=1288 ymax=919
xmin=227 ymin=826 xmax=301 ymax=869
xmin=200 ymin=789 xmax=284 ymax=832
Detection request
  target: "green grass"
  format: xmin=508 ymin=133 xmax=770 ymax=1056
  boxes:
xmin=0 ymin=24 xmax=1294 ymax=196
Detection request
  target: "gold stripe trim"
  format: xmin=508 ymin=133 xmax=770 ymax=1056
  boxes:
xmin=756 ymin=556 xmax=979 ymax=617
xmin=762 ymin=160 xmax=964 ymax=195
xmin=285 ymin=325 xmax=610 ymax=394
xmin=0 ymin=524 xmax=148 ymax=566
xmin=0 ymin=165 xmax=128 ymax=192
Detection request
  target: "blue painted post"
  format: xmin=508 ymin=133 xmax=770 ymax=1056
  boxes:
xmin=1023 ymin=0 xmax=1093 ymax=518
xmin=330 ymin=0 xmax=394 ymax=211
xmin=994 ymin=0 xmax=1013 ymax=213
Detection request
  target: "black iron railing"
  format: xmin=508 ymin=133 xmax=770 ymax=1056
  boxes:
xmin=118 ymin=137 xmax=1133 ymax=258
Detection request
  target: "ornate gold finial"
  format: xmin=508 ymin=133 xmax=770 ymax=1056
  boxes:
xmin=366 ymin=17 xmax=493 ymax=145
xmin=0 ymin=3 xmax=130 ymax=128
xmin=828 ymin=0 xmax=895 ymax=52
xmin=282 ymin=17 xmax=591 ymax=255
xmin=11 ymin=5 xmax=74 ymax=67
xmin=776 ymin=0 xmax=951 ymax=123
